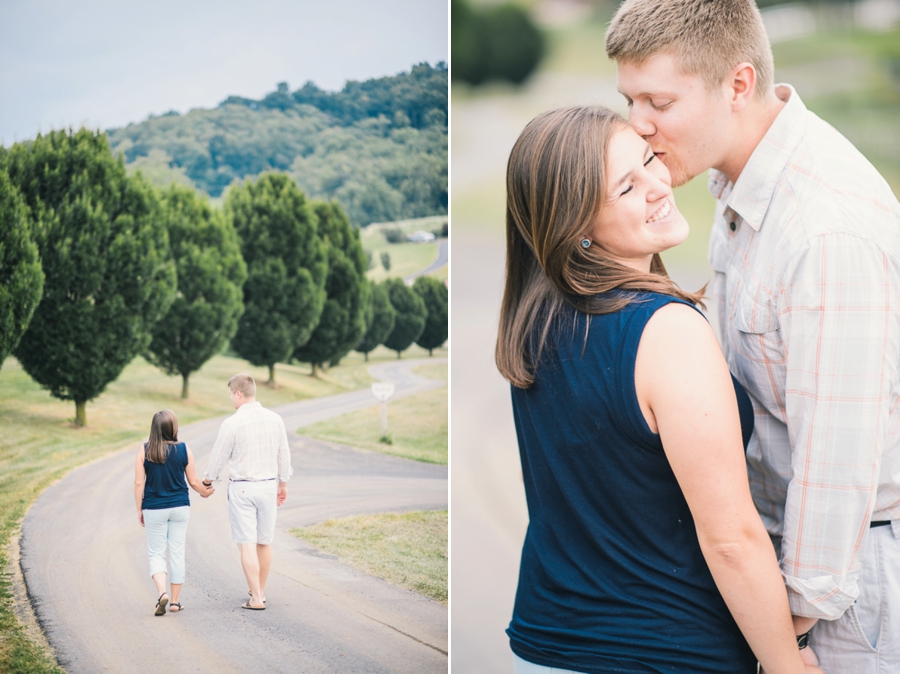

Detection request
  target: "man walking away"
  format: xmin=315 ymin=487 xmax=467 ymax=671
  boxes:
xmin=204 ymin=373 xmax=292 ymax=610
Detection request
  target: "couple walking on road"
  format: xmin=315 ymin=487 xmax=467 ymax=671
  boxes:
xmin=133 ymin=373 xmax=292 ymax=616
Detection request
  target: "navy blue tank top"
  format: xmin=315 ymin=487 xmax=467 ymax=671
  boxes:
xmin=508 ymin=293 xmax=757 ymax=673
xmin=142 ymin=442 xmax=190 ymax=510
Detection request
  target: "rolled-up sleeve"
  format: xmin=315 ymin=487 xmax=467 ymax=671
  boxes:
xmin=276 ymin=418 xmax=292 ymax=483
xmin=779 ymin=233 xmax=900 ymax=620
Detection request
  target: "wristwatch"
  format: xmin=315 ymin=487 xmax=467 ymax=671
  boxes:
xmin=796 ymin=631 xmax=810 ymax=650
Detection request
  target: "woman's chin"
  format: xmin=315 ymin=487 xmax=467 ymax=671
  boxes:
xmin=649 ymin=212 xmax=690 ymax=253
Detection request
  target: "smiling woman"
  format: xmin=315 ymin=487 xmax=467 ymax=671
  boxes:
xmin=495 ymin=103 xmax=816 ymax=674
xmin=587 ymin=126 xmax=689 ymax=271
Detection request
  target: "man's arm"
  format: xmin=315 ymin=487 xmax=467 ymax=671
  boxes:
xmin=779 ymin=233 xmax=900 ymax=620
xmin=204 ymin=421 xmax=234 ymax=486
xmin=276 ymin=417 xmax=292 ymax=484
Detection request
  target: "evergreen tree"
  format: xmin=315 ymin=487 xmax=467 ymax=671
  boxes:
xmin=4 ymin=129 xmax=177 ymax=426
xmin=0 ymin=170 xmax=44 ymax=368
xmin=145 ymin=185 xmax=247 ymax=398
xmin=293 ymin=201 xmax=368 ymax=374
xmin=413 ymin=276 xmax=448 ymax=356
xmin=355 ymin=280 xmax=396 ymax=361
xmin=228 ymin=173 xmax=326 ymax=383
xmin=383 ymin=278 xmax=427 ymax=358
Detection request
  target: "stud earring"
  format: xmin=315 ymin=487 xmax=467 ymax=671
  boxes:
xmin=580 ymin=238 xmax=591 ymax=249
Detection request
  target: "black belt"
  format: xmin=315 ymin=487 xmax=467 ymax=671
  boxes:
xmin=871 ymin=521 xmax=892 ymax=528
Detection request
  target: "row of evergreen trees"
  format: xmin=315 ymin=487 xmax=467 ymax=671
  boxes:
xmin=0 ymin=128 xmax=447 ymax=426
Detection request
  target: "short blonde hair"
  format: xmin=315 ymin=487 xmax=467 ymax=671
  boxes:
xmin=228 ymin=373 xmax=256 ymax=398
xmin=605 ymin=0 xmax=774 ymax=99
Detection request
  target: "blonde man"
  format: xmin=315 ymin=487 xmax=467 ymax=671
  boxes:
xmin=203 ymin=373 xmax=292 ymax=610
xmin=607 ymin=1 xmax=900 ymax=672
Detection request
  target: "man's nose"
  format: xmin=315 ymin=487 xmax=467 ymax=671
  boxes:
xmin=629 ymin=108 xmax=656 ymax=139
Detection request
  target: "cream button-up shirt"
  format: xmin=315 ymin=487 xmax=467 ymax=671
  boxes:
xmin=708 ymin=84 xmax=900 ymax=620
xmin=204 ymin=401 xmax=293 ymax=484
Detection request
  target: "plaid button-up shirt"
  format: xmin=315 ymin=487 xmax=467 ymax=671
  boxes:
xmin=205 ymin=401 xmax=293 ymax=484
xmin=708 ymin=84 xmax=900 ymax=621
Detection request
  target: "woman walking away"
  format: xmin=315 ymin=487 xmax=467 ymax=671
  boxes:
xmin=134 ymin=410 xmax=213 ymax=616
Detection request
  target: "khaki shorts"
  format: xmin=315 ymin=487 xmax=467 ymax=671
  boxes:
xmin=811 ymin=520 xmax=900 ymax=673
xmin=227 ymin=480 xmax=278 ymax=545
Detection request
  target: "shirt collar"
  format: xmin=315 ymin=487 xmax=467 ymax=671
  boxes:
xmin=236 ymin=401 xmax=262 ymax=412
xmin=707 ymin=84 xmax=807 ymax=231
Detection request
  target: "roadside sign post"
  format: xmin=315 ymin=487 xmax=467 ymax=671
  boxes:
xmin=370 ymin=382 xmax=396 ymax=437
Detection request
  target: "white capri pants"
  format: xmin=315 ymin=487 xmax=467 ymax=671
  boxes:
xmin=143 ymin=505 xmax=190 ymax=584
xmin=228 ymin=479 xmax=278 ymax=545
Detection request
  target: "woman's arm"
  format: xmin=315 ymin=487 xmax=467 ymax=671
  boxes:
xmin=185 ymin=446 xmax=213 ymax=497
xmin=635 ymin=303 xmax=820 ymax=674
xmin=134 ymin=446 xmax=146 ymax=527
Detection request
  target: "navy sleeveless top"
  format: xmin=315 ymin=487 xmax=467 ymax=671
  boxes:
xmin=508 ymin=293 xmax=757 ymax=673
xmin=142 ymin=442 xmax=190 ymax=510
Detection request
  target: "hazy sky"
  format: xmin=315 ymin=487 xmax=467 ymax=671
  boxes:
xmin=0 ymin=0 xmax=447 ymax=145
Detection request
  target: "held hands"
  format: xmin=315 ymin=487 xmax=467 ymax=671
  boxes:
xmin=201 ymin=480 xmax=215 ymax=498
xmin=800 ymin=646 xmax=825 ymax=673
xmin=760 ymin=646 xmax=826 ymax=674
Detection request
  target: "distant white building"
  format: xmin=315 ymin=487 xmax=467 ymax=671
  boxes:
xmin=407 ymin=230 xmax=436 ymax=243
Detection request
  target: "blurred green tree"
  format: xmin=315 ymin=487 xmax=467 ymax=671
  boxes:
xmin=413 ymin=276 xmax=448 ymax=356
xmin=4 ymin=129 xmax=177 ymax=426
xmin=0 ymin=170 xmax=44 ymax=369
xmin=228 ymin=173 xmax=327 ymax=384
xmin=452 ymin=0 xmax=545 ymax=86
xmin=293 ymin=201 xmax=369 ymax=375
xmin=355 ymin=280 xmax=397 ymax=361
xmin=145 ymin=185 xmax=247 ymax=398
xmin=383 ymin=278 xmax=427 ymax=358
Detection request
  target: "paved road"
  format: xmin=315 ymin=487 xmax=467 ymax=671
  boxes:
xmin=21 ymin=358 xmax=448 ymax=674
xmin=404 ymin=239 xmax=448 ymax=282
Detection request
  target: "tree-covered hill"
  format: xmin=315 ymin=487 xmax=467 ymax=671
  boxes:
xmin=106 ymin=62 xmax=447 ymax=226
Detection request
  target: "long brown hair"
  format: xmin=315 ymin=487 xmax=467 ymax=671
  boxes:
xmin=145 ymin=410 xmax=179 ymax=464
xmin=496 ymin=105 xmax=703 ymax=388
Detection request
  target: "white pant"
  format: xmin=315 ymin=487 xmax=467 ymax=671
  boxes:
xmin=228 ymin=480 xmax=278 ymax=545
xmin=143 ymin=506 xmax=190 ymax=584
xmin=810 ymin=521 xmax=900 ymax=673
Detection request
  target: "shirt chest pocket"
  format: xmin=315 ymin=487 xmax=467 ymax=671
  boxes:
xmin=728 ymin=268 xmax=786 ymax=417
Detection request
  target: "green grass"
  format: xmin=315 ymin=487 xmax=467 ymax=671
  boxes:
xmin=290 ymin=510 xmax=448 ymax=603
xmin=541 ymin=10 xmax=618 ymax=77
xmin=361 ymin=216 xmax=448 ymax=282
xmin=0 ymin=346 xmax=423 ymax=671
xmin=301 ymin=361 xmax=448 ymax=464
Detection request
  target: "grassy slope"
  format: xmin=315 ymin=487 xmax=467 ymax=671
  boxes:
xmin=291 ymin=510 xmax=448 ymax=603
xmin=362 ymin=215 xmax=448 ymax=282
xmin=0 ymin=345 xmax=426 ymax=671
xmin=301 ymin=360 xmax=448 ymax=464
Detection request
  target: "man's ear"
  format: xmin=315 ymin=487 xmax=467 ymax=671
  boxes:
xmin=729 ymin=62 xmax=757 ymax=112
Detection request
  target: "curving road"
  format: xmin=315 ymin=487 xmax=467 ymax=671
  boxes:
xmin=404 ymin=239 xmax=448 ymax=282
xmin=20 ymin=358 xmax=448 ymax=674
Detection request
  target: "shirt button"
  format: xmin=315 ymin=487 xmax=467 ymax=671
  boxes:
xmin=729 ymin=221 xmax=736 ymax=231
